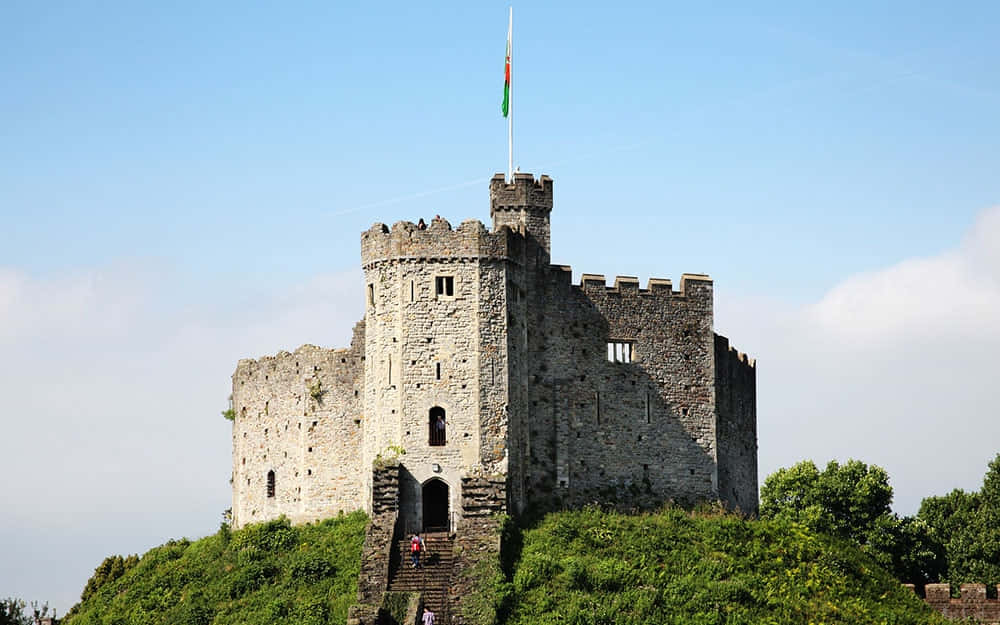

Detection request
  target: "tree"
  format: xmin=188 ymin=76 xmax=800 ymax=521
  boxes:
xmin=761 ymin=459 xmax=945 ymax=585
xmin=760 ymin=459 xmax=892 ymax=544
xmin=919 ymin=454 xmax=1000 ymax=591
xmin=1 ymin=599 xmax=52 ymax=625
xmin=0 ymin=599 xmax=28 ymax=625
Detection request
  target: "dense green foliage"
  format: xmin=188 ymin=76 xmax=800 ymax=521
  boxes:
xmin=919 ymin=453 xmax=1000 ymax=592
xmin=79 ymin=555 xmax=140 ymax=603
xmin=761 ymin=460 xmax=892 ymax=543
xmin=761 ymin=459 xmax=944 ymax=585
xmin=63 ymin=512 xmax=367 ymax=625
xmin=495 ymin=506 xmax=945 ymax=625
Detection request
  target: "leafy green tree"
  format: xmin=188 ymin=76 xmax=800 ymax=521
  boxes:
xmin=919 ymin=454 xmax=1000 ymax=590
xmin=865 ymin=515 xmax=947 ymax=586
xmin=761 ymin=459 xmax=892 ymax=543
xmin=761 ymin=459 xmax=945 ymax=585
xmin=79 ymin=554 xmax=140 ymax=603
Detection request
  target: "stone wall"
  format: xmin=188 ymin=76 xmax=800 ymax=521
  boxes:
xmin=518 ymin=268 xmax=720 ymax=511
xmin=714 ymin=334 xmax=758 ymax=515
xmin=922 ymin=583 xmax=1000 ymax=623
xmin=230 ymin=322 xmax=365 ymax=528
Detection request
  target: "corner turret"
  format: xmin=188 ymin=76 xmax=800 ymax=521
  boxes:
xmin=490 ymin=172 xmax=553 ymax=256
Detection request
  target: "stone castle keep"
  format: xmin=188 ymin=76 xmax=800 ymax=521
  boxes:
xmin=230 ymin=173 xmax=758 ymax=535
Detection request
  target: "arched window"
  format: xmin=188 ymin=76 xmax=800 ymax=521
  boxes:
xmin=266 ymin=470 xmax=275 ymax=498
xmin=429 ymin=407 xmax=446 ymax=446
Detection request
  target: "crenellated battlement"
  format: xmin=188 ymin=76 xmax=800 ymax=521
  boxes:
xmin=919 ymin=583 xmax=1000 ymax=623
xmin=489 ymin=172 xmax=553 ymax=212
xmin=490 ymin=172 xmax=553 ymax=254
xmin=360 ymin=216 xmax=519 ymax=267
xmin=565 ymin=271 xmax=711 ymax=298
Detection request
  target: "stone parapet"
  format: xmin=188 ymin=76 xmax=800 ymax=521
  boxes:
xmin=921 ymin=583 xmax=1000 ymax=623
xmin=361 ymin=217 xmax=517 ymax=268
xmin=489 ymin=173 xmax=553 ymax=212
xmin=489 ymin=172 xmax=552 ymax=255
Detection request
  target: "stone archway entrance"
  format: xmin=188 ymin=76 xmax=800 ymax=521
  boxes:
xmin=422 ymin=479 xmax=449 ymax=532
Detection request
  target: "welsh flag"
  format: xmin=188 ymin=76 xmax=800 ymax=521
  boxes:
xmin=502 ymin=18 xmax=511 ymax=117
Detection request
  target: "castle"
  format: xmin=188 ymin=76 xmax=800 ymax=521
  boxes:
xmin=230 ymin=173 xmax=758 ymax=534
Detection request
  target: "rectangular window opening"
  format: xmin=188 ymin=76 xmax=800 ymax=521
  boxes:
xmin=367 ymin=284 xmax=375 ymax=308
xmin=607 ymin=341 xmax=633 ymax=363
xmin=435 ymin=362 xmax=441 ymax=380
xmin=435 ymin=276 xmax=455 ymax=297
xmin=410 ymin=280 xmax=415 ymax=302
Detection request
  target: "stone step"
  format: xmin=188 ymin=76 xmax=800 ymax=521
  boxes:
xmin=388 ymin=534 xmax=455 ymax=620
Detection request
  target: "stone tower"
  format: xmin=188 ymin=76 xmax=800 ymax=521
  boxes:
xmin=359 ymin=213 xmax=519 ymax=532
xmin=489 ymin=172 xmax=553 ymax=256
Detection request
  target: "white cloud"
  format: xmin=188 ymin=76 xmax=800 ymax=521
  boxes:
xmin=0 ymin=263 xmax=364 ymax=613
xmin=717 ymin=205 xmax=1000 ymax=515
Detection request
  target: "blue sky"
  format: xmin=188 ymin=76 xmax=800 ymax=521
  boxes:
xmin=2 ymin=0 xmax=999 ymax=615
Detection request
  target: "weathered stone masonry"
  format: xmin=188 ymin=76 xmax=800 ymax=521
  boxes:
xmin=231 ymin=172 xmax=758 ymax=531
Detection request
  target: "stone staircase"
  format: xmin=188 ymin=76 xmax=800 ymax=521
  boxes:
xmin=387 ymin=532 xmax=454 ymax=622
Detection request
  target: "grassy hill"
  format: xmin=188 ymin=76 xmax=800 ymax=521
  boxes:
xmin=63 ymin=506 xmax=947 ymax=625
xmin=477 ymin=506 xmax=947 ymax=625
xmin=63 ymin=511 xmax=367 ymax=625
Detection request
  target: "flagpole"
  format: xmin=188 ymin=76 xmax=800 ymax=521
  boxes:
xmin=507 ymin=6 xmax=513 ymax=182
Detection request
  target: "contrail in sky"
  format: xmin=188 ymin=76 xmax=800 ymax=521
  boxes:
xmin=329 ymin=29 xmax=992 ymax=218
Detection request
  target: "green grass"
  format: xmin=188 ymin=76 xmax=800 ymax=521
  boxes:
xmin=63 ymin=506 xmax=950 ymax=625
xmin=63 ymin=512 xmax=367 ymax=625
xmin=494 ymin=506 xmax=947 ymax=625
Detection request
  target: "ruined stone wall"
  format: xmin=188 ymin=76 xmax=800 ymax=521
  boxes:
xmin=230 ymin=323 xmax=365 ymax=528
xmin=360 ymin=217 xmax=514 ymax=533
xmin=714 ymin=334 xmax=758 ymax=515
xmin=519 ymin=269 xmax=719 ymax=511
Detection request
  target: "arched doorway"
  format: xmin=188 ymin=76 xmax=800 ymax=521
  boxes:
xmin=422 ymin=479 xmax=449 ymax=532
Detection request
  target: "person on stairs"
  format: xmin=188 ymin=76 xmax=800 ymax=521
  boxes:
xmin=410 ymin=533 xmax=425 ymax=568
xmin=421 ymin=608 xmax=435 ymax=625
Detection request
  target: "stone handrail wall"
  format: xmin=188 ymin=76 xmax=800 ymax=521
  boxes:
xmin=350 ymin=462 xmax=402 ymax=625
xmin=448 ymin=475 xmax=507 ymax=625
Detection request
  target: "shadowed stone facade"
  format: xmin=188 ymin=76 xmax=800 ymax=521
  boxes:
xmin=230 ymin=173 xmax=758 ymax=531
